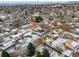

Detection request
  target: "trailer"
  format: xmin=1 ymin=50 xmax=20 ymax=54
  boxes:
xmin=0 ymin=39 xmax=16 ymax=50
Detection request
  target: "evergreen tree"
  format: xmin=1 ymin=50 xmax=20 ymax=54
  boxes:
xmin=0 ymin=19 xmax=2 ymax=22
xmin=27 ymin=42 xmax=35 ymax=56
xmin=72 ymin=15 xmax=75 ymax=18
xmin=42 ymin=49 xmax=50 ymax=57
xmin=36 ymin=49 xmax=50 ymax=57
xmin=35 ymin=16 xmax=43 ymax=23
xmin=63 ymin=4 xmax=67 ymax=7
xmin=36 ymin=51 xmax=43 ymax=57
xmin=1 ymin=50 xmax=10 ymax=57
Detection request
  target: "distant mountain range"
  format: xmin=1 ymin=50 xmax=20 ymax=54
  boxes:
xmin=0 ymin=1 xmax=79 ymax=6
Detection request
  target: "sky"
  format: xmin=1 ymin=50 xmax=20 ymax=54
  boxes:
xmin=0 ymin=0 xmax=78 ymax=2
xmin=0 ymin=0 xmax=78 ymax=4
